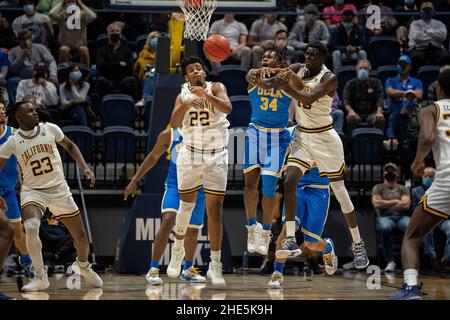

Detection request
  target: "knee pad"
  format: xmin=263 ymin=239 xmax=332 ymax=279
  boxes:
xmin=261 ymin=174 xmax=278 ymax=198
xmin=24 ymin=218 xmax=41 ymax=236
xmin=330 ymin=180 xmax=354 ymax=214
xmin=174 ymin=201 xmax=195 ymax=236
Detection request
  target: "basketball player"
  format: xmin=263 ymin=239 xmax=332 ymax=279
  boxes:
xmin=391 ymin=70 xmax=450 ymax=300
xmin=271 ymin=42 xmax=369 ymax=269
xmin=0 ymin=101 xmax=34 ymax=278
xmin=124 ymin=127 xmax=206 ymax=285
xmin=168 ymin=56 xmax=232 ymax=287
xmin=0 ymin=196 xmax=15 ymax=300
xmin=0 ymin=101 xmax=102 ymax=292
xmin=268 ymin=166 xmax=337 ymax=289
xmin=243 ymin=45 xmax=299 ymax=256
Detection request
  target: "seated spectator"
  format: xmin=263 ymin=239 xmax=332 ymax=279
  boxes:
xmin=0 ymin=11 xmax=17 ymax=50
xmin=288 ymin=4 xmax=330 ymax=63
xmin=385 ymin=55 xmax=422 ymax=139
xmin=7 ymin=30 xmax=58 ymax=104
xmin=428 ymin=65 xmax=450 ymax=103
xmin=94 ymin=21 xmax=138 ymax=107
xmin=49 ymin=0 xmax=97 ymax=66
xmin=372 ymin=163 xmax=411 ymax=273
xmin=273 ymin=30 xmax=295 ymax=64
xmin=36 ymin=0 xmax=60 ymax=14
xmin=323 ymin=0 xmax=357 ymax=28
xmin=411 ymin=167 xmax=450 ymax=272
xmin=279 ymin=0 xmax=307 ymax=31
xmin=395 ymin=0 xmax=418 ymax=53
xmin=358 ymin=1 xmax=398 ymax=38
xmin=343 ymin=59 xmax=385 ymax=134
xmin=12 ymin=0 xmax=53 ymax=46
xmin=248 ymin=14 xmax=288 ymax=68
xmin=330 ymin=93 xmax=344 ymax=133
xmin=0 ymin=48 xmax=7 ymax=106
xmin=330 ymin=10 xmax=367 ymax=73
xmin=59 ymin=64 xmax=93 ymax=126
xmin=407 ymin=2 xmax=450 ymax=75
xmin=208 ymin=14 xmax=251 ymax=73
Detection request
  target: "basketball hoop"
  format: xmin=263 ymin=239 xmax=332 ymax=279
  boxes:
xmin=176 ymin=0 xmax=218 ymax=41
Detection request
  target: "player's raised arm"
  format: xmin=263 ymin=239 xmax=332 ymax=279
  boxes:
xmin=191 ymin=82 xmax=232 ymax=115
xmin=124 ymin=129 xmax=171 ymax=200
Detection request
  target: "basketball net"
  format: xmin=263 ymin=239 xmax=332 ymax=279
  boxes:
xmin=176 ymin=0 xmax=218 ymax=41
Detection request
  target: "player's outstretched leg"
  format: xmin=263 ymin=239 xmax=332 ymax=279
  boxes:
xmin=244 ymin=169 xmax=262 ymax=254
xmin=180 ymin=228 xmax=205 ymax=283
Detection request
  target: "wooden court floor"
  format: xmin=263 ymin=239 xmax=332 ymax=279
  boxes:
xmin=1 ymin=271 xmax=450 ymax=300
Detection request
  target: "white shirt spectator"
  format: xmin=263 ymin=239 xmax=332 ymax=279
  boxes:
xmin=12 ymin=12 xmax=53 ymax=45
xmin=209 ymin=18 xmax=248 ymax=49
xmin=249 ymin=17 xmax=287 ymax=43
xmin=408 ymin=18 xmax=447 ymax=49
xmin=16 ymin=79 xmax=59 ymax=106
xmin=59 ymin=81 xmax=90 ymax=109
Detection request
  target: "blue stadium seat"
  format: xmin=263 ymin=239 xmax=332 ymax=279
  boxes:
xmin=228 ymin=95 xmax=252 ymax=128
xmin=103 ymin=126 xmax=136 ymax=163
xmin=417 ymin=65 xmax=441 ymax=102
xmin=368 ymin=36 xmax=400 ymax=70
xmin=136 ymin=34 xmax=148 ymax=51
xmin=217 ymin=65 xmax=248 ymax=96
xmin=57 ymin=63 xmax=90 ymax=84
xmin=101 ymin=94 xmax=136 ymax=128
xmin=337 ymin=66 xmax=356 ymax=99
xmin=144 ymin=97 xmax=153 ymax=131
xmin=61 ymin=126 xmax=94 ymax=162
xmin=350 ymin=128 xmax=385 ymax=165
xmin=376 ymin=65 xmax=399 ymax=91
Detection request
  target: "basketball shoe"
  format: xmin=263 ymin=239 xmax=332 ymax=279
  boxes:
xmin=146 ymin=267 xmax=163 ymax=285
xmin=257 ymin=230 xmax=272 ymax=255
xmin=268 ymin=271 xmax=283 ymax=289
xmin=390 ymin=283 xmax=422 ymax=300
xmin=71 ymin=258 xmax=103 ymax=288
xmin=0 ymin=293 xmax=15 ymax=300
xmin=246 ymin=223 xmax=262 ymax=253
xmin=167 ymin=247 xmax=185 ymax=278
xmin=22 ymin=273 xmax=49 ymax=292
xmin=207 ymin=262 xmax=226 ymax=287
xmin=276 ymin=236 xmax=301 ymax=259
xmin=323 ymin=238 xmax=338 ymax=275
xmin=181 ymin=267 xmax=206 ymax=283
xmin=351 ymin=239 xmax=369 ymax=269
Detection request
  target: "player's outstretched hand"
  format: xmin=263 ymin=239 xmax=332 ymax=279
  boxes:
xmin=0 ymin=196 xmax=7 ymax=213
xmin=124 ymin=180 xmax=138 ymax=201
xmin=411 ymin=159 xmax=425 ymax=177
xmin=84 ymin=168 xmax=96 ymax=188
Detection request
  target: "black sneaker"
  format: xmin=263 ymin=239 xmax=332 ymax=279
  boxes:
xmin=276 ymin=236 xmax=301 ymax=259
xmin=0 ymin=293 xmax=15 ymax=300
xmin=352 ymin=239 xmax=369 ymax=269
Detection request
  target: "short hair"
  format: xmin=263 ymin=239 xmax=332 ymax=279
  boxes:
xmin=181 ymin=56 xmax=206 ymax=76
xmin=107 ymin=21 xmax=124 ymax=33
xmin=356 ymin=59 xmax=372 ymax=70
xmin=275 ymin=29 xmax=288 ymax=37
xmin=438 ymin=69 xmax=450 ymax=97
xmin=18 ymin=30 xmax=32 ymax=41
xmin=343 ymin=9 xmax=355 ymax=17
xmin=307 ymin=41 xmax=329 ymax=58
xmin=7 ymin=101 xmax=28 ymax=118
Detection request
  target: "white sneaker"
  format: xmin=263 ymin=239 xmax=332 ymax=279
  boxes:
xmin=180 ymin=267 xmax=206 ymax=283
xmin=257 ymin=229 xmax=272 ymax=255
xmin=206 ymin=262 xmax=226 ymax=287
xmin=71 ymin=259 xmax=103 ymax=288
xmin=167 ymin=247 xmax=185 ymax=278
xmin=146 ymin=267 xmax=163 ymax=285
xmin=146 ymin=285 xmax=163 ymax=300
xmin=267 ymin=271 xmax=283 ymax=289
xmin=384 ymin=261 xmax=396 ymax=273
xmin=22 ymin=274 xmax=49 ymax=292
xmin=246 ymin=223 xmax=262 ymax=253
xmin=323 ymin=238 xmax=338 ymax=275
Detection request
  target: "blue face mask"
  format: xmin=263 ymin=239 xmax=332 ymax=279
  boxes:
xmin=398 ymin=66 xmax=408 ymax=75
xmin=23 ymin=4 xmax=34 ymax=15
xmin=343 ymin=22 xmax=353 ymax=30
xmin=421 ymin=10 xmax=433 ymax=21
xmin=422 ymin=177 xmax=433 ymax=189
xmin=69 ymin=71 xmax=82 ymax=81
xmin=404 ymin=99 xmax=416 ymax=109
xmin=357 ymin=69 xmax=369 ymax=80
xmin=149 ymin=37 xmax=158 ymax=49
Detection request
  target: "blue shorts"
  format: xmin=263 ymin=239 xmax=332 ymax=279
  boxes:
xmin=0 ymin=189 xmax=21 ymax=223
xmin=161 ymin=185 xmax=205 ymax=228
xmin=243 ymin=123 xmax=292 ymax=177
xmin=283 ymin=186 xmax=330 ymax=242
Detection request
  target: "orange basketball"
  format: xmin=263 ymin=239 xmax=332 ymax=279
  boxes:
xmin=203 ymin=34 xmax=231 ymax=63
xmin=185 ymin=0 xmax=202 ymax=8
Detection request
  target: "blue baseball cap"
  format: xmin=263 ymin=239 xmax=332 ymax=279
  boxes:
xmin=398 ymin=55 xmax=412 ymax=65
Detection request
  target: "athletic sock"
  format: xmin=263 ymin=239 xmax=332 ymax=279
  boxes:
xmin=322 ymin=240 xmax=332 ymax=255
xmin=247 ymin=218 xmax=257 ymax=226
xmin=210 ymin=250 xmax=221 ymax=264
xmin=274 ymin=262 xmax=284 ymax=273
xmin=183 ymin=260 xmax=193 ymax=270
xmin=349 ymin=226 xmax=361 ymax=243
xmin=286 ymin=221 xmax=296 ymax=238
xmin=77 ymin=258 xmax=89 ymax=268
xmin=173 ymin=238 xmax=184 ymax=250
xmin=150 ymin=260 xmax=159 ymax=269
xmin=404 ymin=269 xmax=419 ymax=286
xmin=20 ymin=254 xmax=32 ymax=266
xmin=262 ymin=224 xmax=272 ymax=231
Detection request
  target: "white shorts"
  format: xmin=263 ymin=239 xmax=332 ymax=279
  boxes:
xmin=177 ymin=145 xmax=228 ymax=196
xmin=420 ymin=181 xmax=450 ymax=219
xmin=21 ymin=182 xmax=80 ymax=220
xmin=287 ymin=127 xmax=345 ymax=177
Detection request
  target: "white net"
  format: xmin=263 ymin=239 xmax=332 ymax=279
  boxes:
xmin=176 ymin=0 xmax=218 ymax=41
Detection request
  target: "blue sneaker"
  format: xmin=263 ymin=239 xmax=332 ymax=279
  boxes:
xmin=390 ymin=283 xmax=423 ymax=300
xmin=276 ymin=236 xmax=301 ymax=259
xmin=0 ymin=293 xmax=15 ymax=300
xmin=351 ymin=240 xmax=369 ymax=269
xmin=180 ymin=267 xmax=206 ymax=283
xmin=323 ymin=238 xmax=338 ymax=275
xmin=18 ymin=256 xmax=35 ymax=279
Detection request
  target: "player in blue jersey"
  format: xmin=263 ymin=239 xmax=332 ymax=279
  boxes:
xmin=124 ymin=127 xmax=206 ymax=286
xmin=268 ymin=166 xmax=337 ymax=289
xmin=0 ymin=100 xmax=33 ymax=278
xmin=243 ymin=44 xmax=301 ymax=256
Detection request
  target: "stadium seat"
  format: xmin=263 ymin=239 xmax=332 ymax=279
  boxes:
xmin=103 ymin=126 xmax=136 ymax=163
xmin=336 ymin=66 xmax=356 ymax=99
xmin=417 ymin=65 xmax=441 ymax=102
xmin=376 ymin=65 xmax=399 ymax=94
xmin=217 ymin=65 xmax=248 ymax=96
xmin=143 ymin=97 xmax=153 ymax=131
xmin=368 ymin=36 xmax=400 ymax=70
xmin=101 ymin=94 xmax=136 ymax=128
xmin=228 ymin=95 xmax=252 ymax=128
xmin=57 ymin=63 xmax=90 ymax=84
xmin=61 ymin=126 xmax=94 ymax=162
xmin=350 ymin=128 xmax=385 ymax=165
xmin=136 ymin=34 xmax=148 ymax=51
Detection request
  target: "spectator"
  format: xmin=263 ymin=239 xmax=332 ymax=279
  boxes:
xmin=279 ymin=0 xmax=308 ymax=31
xmin=330 ymin=10 xmax=367 ymax=73
xmin=208 ymin=14 xmax=251 ymax=73
xmin=0 ymin=48 xmax=7 ymax=106
xmin=331 ymin=92 xmax=344 ymax=133
xmin=248 ymin=14 xmax=288 ymax=68
xmin=134 ymin=31 xmax=159 ymax=83
xmin=94 ymin=21 xmax=138 ymax=106
xmin=411 ymin=167 xmax=450 ymax=272
xmin=372 ymin=162 xmax=411 ymax=273
xmin=323 ymin=0 xmax=357 ymax=27
xmin=49 ymin=0 xmax=97 ymax=66
xmin=36 ymin=0 xmax=60 ymax=14
xmin=395 ymin=0 xmax=418 ymax=52
xmin=343 ymin=59 xmax=385 ymax=133
xmin=385 ymin=55 xmax=422 ymax=139
xmin=288 ymin=4 xmax=330 ymax=63
xmin=429 ymin=65 xmax=450 ymax=103
xmin=0 ymin=11 xmax=17 ymax=50
xmin=408 ymin=1 xmax=450 ymax=75
xmin=59 ymin=64 xmax=92 ymax=126
xmin=12 ymin=0 xmax=53 ymax=46
xmin=273 ymin=30 xmax=296 ymax=64
xmin=6 ymin=30 xmax=58 ymax=105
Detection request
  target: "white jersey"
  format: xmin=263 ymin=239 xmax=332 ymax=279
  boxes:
xmin=180 ymin=81 xmax=229 ymax=151
xmin=295 ymin=65 xmax=334 ymax=130
xmin=0 ymin=123 xmax=66 ymax=190
xmin=432 ymin=100 xmax=450 ymax=184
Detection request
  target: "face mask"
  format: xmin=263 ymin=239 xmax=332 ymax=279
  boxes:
xmin=23 ymin=4 xmax=34 ymax=15
xmin=422 ymin=177 xmax=433 ymax=189
xmin=384 ymin=172 xmax=397 ymax=182
xmin=304 ymin=14 xmax=316 ymax=24
xmin=343 ymin=22 xmax=353 ymax=30
xmin=69 ymin=71 xmax=82 ymax=81
xmin=404 ymin=99 xmax=416 ymax=109
xmin=149 ymin=37 xmax=158 ymax=48
xmin=110 ymin=33 xmax=120 ymax=43
xmin=398 ymin=66 xmax=409 ymax=75
xmin=357 ymin=69 xmax=369 ymax=80
xmin=421 ymin=10 xmax=433 ymax=21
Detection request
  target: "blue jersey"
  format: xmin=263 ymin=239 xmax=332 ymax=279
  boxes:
xmin=298 ymin=167 xmax=329 ymax=187
xmin=165 ymin=128 xmax=182 ymax=188
xmin=0 ymin=125 xmax=19 ymax=192
xmin=248 ymin=85 xmax=292 ymax=128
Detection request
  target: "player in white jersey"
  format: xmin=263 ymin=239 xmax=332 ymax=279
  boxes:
xmin=168 ymin=56 xmax=232 ymax=287
xmin=0 ymin=101 xmax=102 ymax=292
xmin=391 ymin=70 xmax=450 ymax=300
xmin=268 ymin=42 xmax=369 ymax=269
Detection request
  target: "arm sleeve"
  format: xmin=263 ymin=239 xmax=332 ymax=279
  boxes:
xmin=46 ymin=122 xmax=65 ymax=142
xmin=239 ymin=22 xmax=248 ymax=36
xmin=426 ymin=21 xmax=447 ymax=42
xmin=0 ymin=137 xmax=15 ymax=159
xmin=48 ymin=3 xmax=63 ymax=22
xmin=59 ymin=84 xmax=70 ymax=107
xmin=371 ymin=184 xmax=382 ymax=197
xmin=43 ymin=82 xmax=59 ymax=106
xmin=399 ymin=185 xmax=410 ymax=198
xmin=288 ymin=23 xmax=306 ymax=49
xmin=81 ymin=3 xmax=97 ymax=24
xmin=15 ymin=80 xmax=25 ymax=103
xmin=208 ymin=20 xmax=220 ymax=35
xmin=249 ymin=20 xmax=261 ymax=38
xmin=38 ymin=45 xmax=58 ymax=76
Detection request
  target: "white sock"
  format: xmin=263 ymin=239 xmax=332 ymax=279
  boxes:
xmin=23 ymin=218 xmax=45 ymax=277
xmin=286 ymin=221 xmax=296 ymax=238
xmin=77 ymin=258 xmax=89 ymax=268
xmin=210 ymin=250 xmax=221 ymax=264
xmin=404 ymin=269 xmax=418 ymax=286
xmin=173 ymin=238 xmax=184 ymax=250
xmin=349 ymin=226 xmax=361 ymax=243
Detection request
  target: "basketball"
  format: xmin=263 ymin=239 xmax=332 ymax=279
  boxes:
xmin=185 ymin=0 xmax=202 ymax=9
xmin=203 ymin=34 xmax=231 ymax=62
